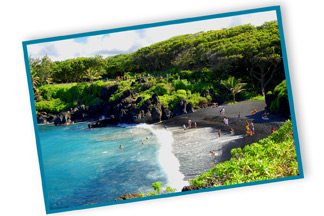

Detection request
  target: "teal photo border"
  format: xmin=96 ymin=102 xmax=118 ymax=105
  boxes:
xmin=22 ymin=5 xmax=304 ymax=214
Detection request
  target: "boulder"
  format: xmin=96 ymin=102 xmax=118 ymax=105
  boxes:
xmin=161 ymin=107 xmax=172 ymax=120
xmin=101 ymin=84 xmax=118 ymax=100
xmin=88 ymin=116 xmax=117 ymax=128
xmin=115 ymin=194 xmax=142 ymax=201
xmin=186 ymin=102 xmax=194 ymax=113
xmin=172 ymin=100 xmax=187 ymax=116
xmin=70 ymin=105 xmax=88 ymax=120
xmin=54 ymin=111 xmax=72 ymax=126
xmin=181 ymin=184 xmax=213 ymax=192
xmin=150 ymin=106 xmax=162 ymax=123
xmin=136 ymin=97 xmax=143 ymax=104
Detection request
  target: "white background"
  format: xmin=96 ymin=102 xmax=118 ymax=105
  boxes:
xmin=1 ymin=0 xmax=323 ymax=215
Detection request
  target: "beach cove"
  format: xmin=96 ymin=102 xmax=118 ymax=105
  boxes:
xmin=159 ymin=100 xmax=288 ymax=185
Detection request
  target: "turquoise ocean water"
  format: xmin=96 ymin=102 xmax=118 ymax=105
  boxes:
xmin=38 ymin=122 xmax=172 ymax=210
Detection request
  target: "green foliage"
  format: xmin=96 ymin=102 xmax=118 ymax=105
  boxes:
xmin=249 ymin=95 xmax=265 ymax=101
xmin=190 ymin=120 xmax=298 ymax=187
xmin=35 ymin=98 xmax=68 ymax=113
xmin=152 ymin=182 xmax=161 ymax=193
xmin=269 ymin=80 xmax=288 ymax=113
xmin=35 ymin=81 xmax=110 ymax=113
xmin=221 ymin=76 xmax=247 ymax=102
xmin=153 ymin=83 xmax=172 ymax=96
xmin=143 ymin=182 xmax=177 ymax=197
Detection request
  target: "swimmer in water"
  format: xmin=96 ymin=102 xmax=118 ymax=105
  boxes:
xmin=119 ymin=145 xmax=124 ymax=149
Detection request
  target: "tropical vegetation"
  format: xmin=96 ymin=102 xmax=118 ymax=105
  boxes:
xmin=30 ymin=21 xmax=289 ymax=115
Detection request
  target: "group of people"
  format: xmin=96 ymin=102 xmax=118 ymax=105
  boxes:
xmin=245 ymin=120 xmax=255 ymax=136
xmin=183 ymin=119 xmax=197 ymax=130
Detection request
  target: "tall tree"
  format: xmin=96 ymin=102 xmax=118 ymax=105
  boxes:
xmin=221 ymin=76 xmax=247 ymax=102
xmin=83 ymin=68 xmax=102 ymax=83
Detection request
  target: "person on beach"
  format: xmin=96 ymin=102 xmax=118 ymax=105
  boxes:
xmin=210 ymin=151 xmax=216 ymax=157
xmin=251 ymin=122 xmax=255 ymax=134
xmin=188 ymin=119 xmax=192 ymax=128
xmin=222 ymin=108 xmax=225 ymax=115
xmin=119 ymin=145 xmax=124 ymax=149
xmin=271 ymin=127 xmax=275 ymax=133
xmin=230 ymin=128 xmax=234 ymax=134
xmin=238 ymin=112 xmax=241 ymax=121
xmin=218 ymin=129 xmax=221 ymax=137
xmin=245 ymin=120 xmax=250 ymax=131
xmin=219 ymin=108 xmax=222 ymax=115
xmin=183 ymin=124 xmax=187 ymax=130
xmin=164 ymin=125 xmax=167 ymax=129
xmin=245 ymin=129 xmax=252 ymax=136
xmin=194 ymin=121 xmax=197 ymax=128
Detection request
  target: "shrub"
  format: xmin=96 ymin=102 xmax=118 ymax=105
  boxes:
xmin=153 ymin=83 xmax=172 ymax=96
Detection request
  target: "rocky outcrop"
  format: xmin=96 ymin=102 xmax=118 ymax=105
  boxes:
xmin=172 ymin=99 xmax=188 ymax=116
xmin=54 ymin=111 xmax=72 ymax=126
xmin=115 ymin=194 xmax=142 ymax=201
xmin=37 ymin=112 xmax=57 ymax=124
xmin=88 ymin=115 xmax=117 ymax=128
xmin=101 ymin=84 xmax=118 ymax=100
xmin=181 ymin=184 xmax=213 ymax=191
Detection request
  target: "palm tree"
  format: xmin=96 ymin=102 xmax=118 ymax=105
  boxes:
xmin=30 ymin=69 xmax=40 ymax=92
xmin=221 ymin=76 xmax=247 ymax=102
xmin=83 ymin=68 xmax=102 ymax=83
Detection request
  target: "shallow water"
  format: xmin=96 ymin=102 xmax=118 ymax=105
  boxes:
xmin=38 ymin=123 xmax=175 ymax=210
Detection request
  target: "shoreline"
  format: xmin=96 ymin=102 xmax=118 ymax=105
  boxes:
xmin=38 ymin=100 xmax=289 ymax=195
xmin=157 ymin=100 xmax=288 ymax=185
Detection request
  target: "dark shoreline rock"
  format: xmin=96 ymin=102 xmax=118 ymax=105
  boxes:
xmin=115 ymin=194 xmax=142 ymax=201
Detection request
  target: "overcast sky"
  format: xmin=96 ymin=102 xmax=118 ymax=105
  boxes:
xmin=27 ymin=10 xmax=277 ymax=62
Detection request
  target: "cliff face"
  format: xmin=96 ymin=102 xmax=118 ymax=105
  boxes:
xmin=37 ymin=81 xmax=195 ymax=127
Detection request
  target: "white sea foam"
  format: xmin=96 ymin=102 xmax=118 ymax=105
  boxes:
xmin=135 ymin=124 xmax=188 ymax=191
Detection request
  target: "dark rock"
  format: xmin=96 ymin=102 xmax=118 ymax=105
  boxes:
xmin=181 ymin=184 xmax=213 ymax=192
xmin=142 ymin=99 xmax=152 ymax=109
xmin=150 ymin=106 xmax=162 ymax=123
xmin=101 ymin=84 xmax=118 ymax=100
xmin=136 ymin=97 xmax=143 ymax=104
xmin=161 ymin=107 xmax=171 ymax=120
xmin=115 ymin=194 xmax=142 ymax=201
xmin=88 ymin=101 xmax=105 ymax=119
xmin=54 ymin=111 xmax=72 ymax=126
xmin=152 ymin=93 xmax=160 ymax=104
xmin=172 ymin=100 xmax=187 ymax=116
xmin=70 ymin=105 xmax=88 ymax=120
xmin=201 ymin=89 xmax=210 ymax=97
xmin=186 ymin=102 xmax=194 ymax=113
xmin=141 ymin=83 xmax=153 ymax=91
xmin=88 ymin=116 xmax=117 ymax=128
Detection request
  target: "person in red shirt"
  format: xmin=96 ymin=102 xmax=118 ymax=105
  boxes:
xmin=271 ymin=127 xmax=274 ymax=133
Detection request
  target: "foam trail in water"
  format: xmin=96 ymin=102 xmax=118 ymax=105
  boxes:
xmin=135 ymin=124 xmax=188 ymax=191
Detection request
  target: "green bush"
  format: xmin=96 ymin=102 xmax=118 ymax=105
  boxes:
xmin=153 ymin=83 xmax=172 ymax=96
xmin=269 ymin=80 xmax=289 ymax=114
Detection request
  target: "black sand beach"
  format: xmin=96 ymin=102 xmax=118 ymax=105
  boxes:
xmin=158 ymin=100 xmax=288 ymax=181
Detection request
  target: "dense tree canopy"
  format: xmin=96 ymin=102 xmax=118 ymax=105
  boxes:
xmin=29 ymin=21 xmax=284 ymax=96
